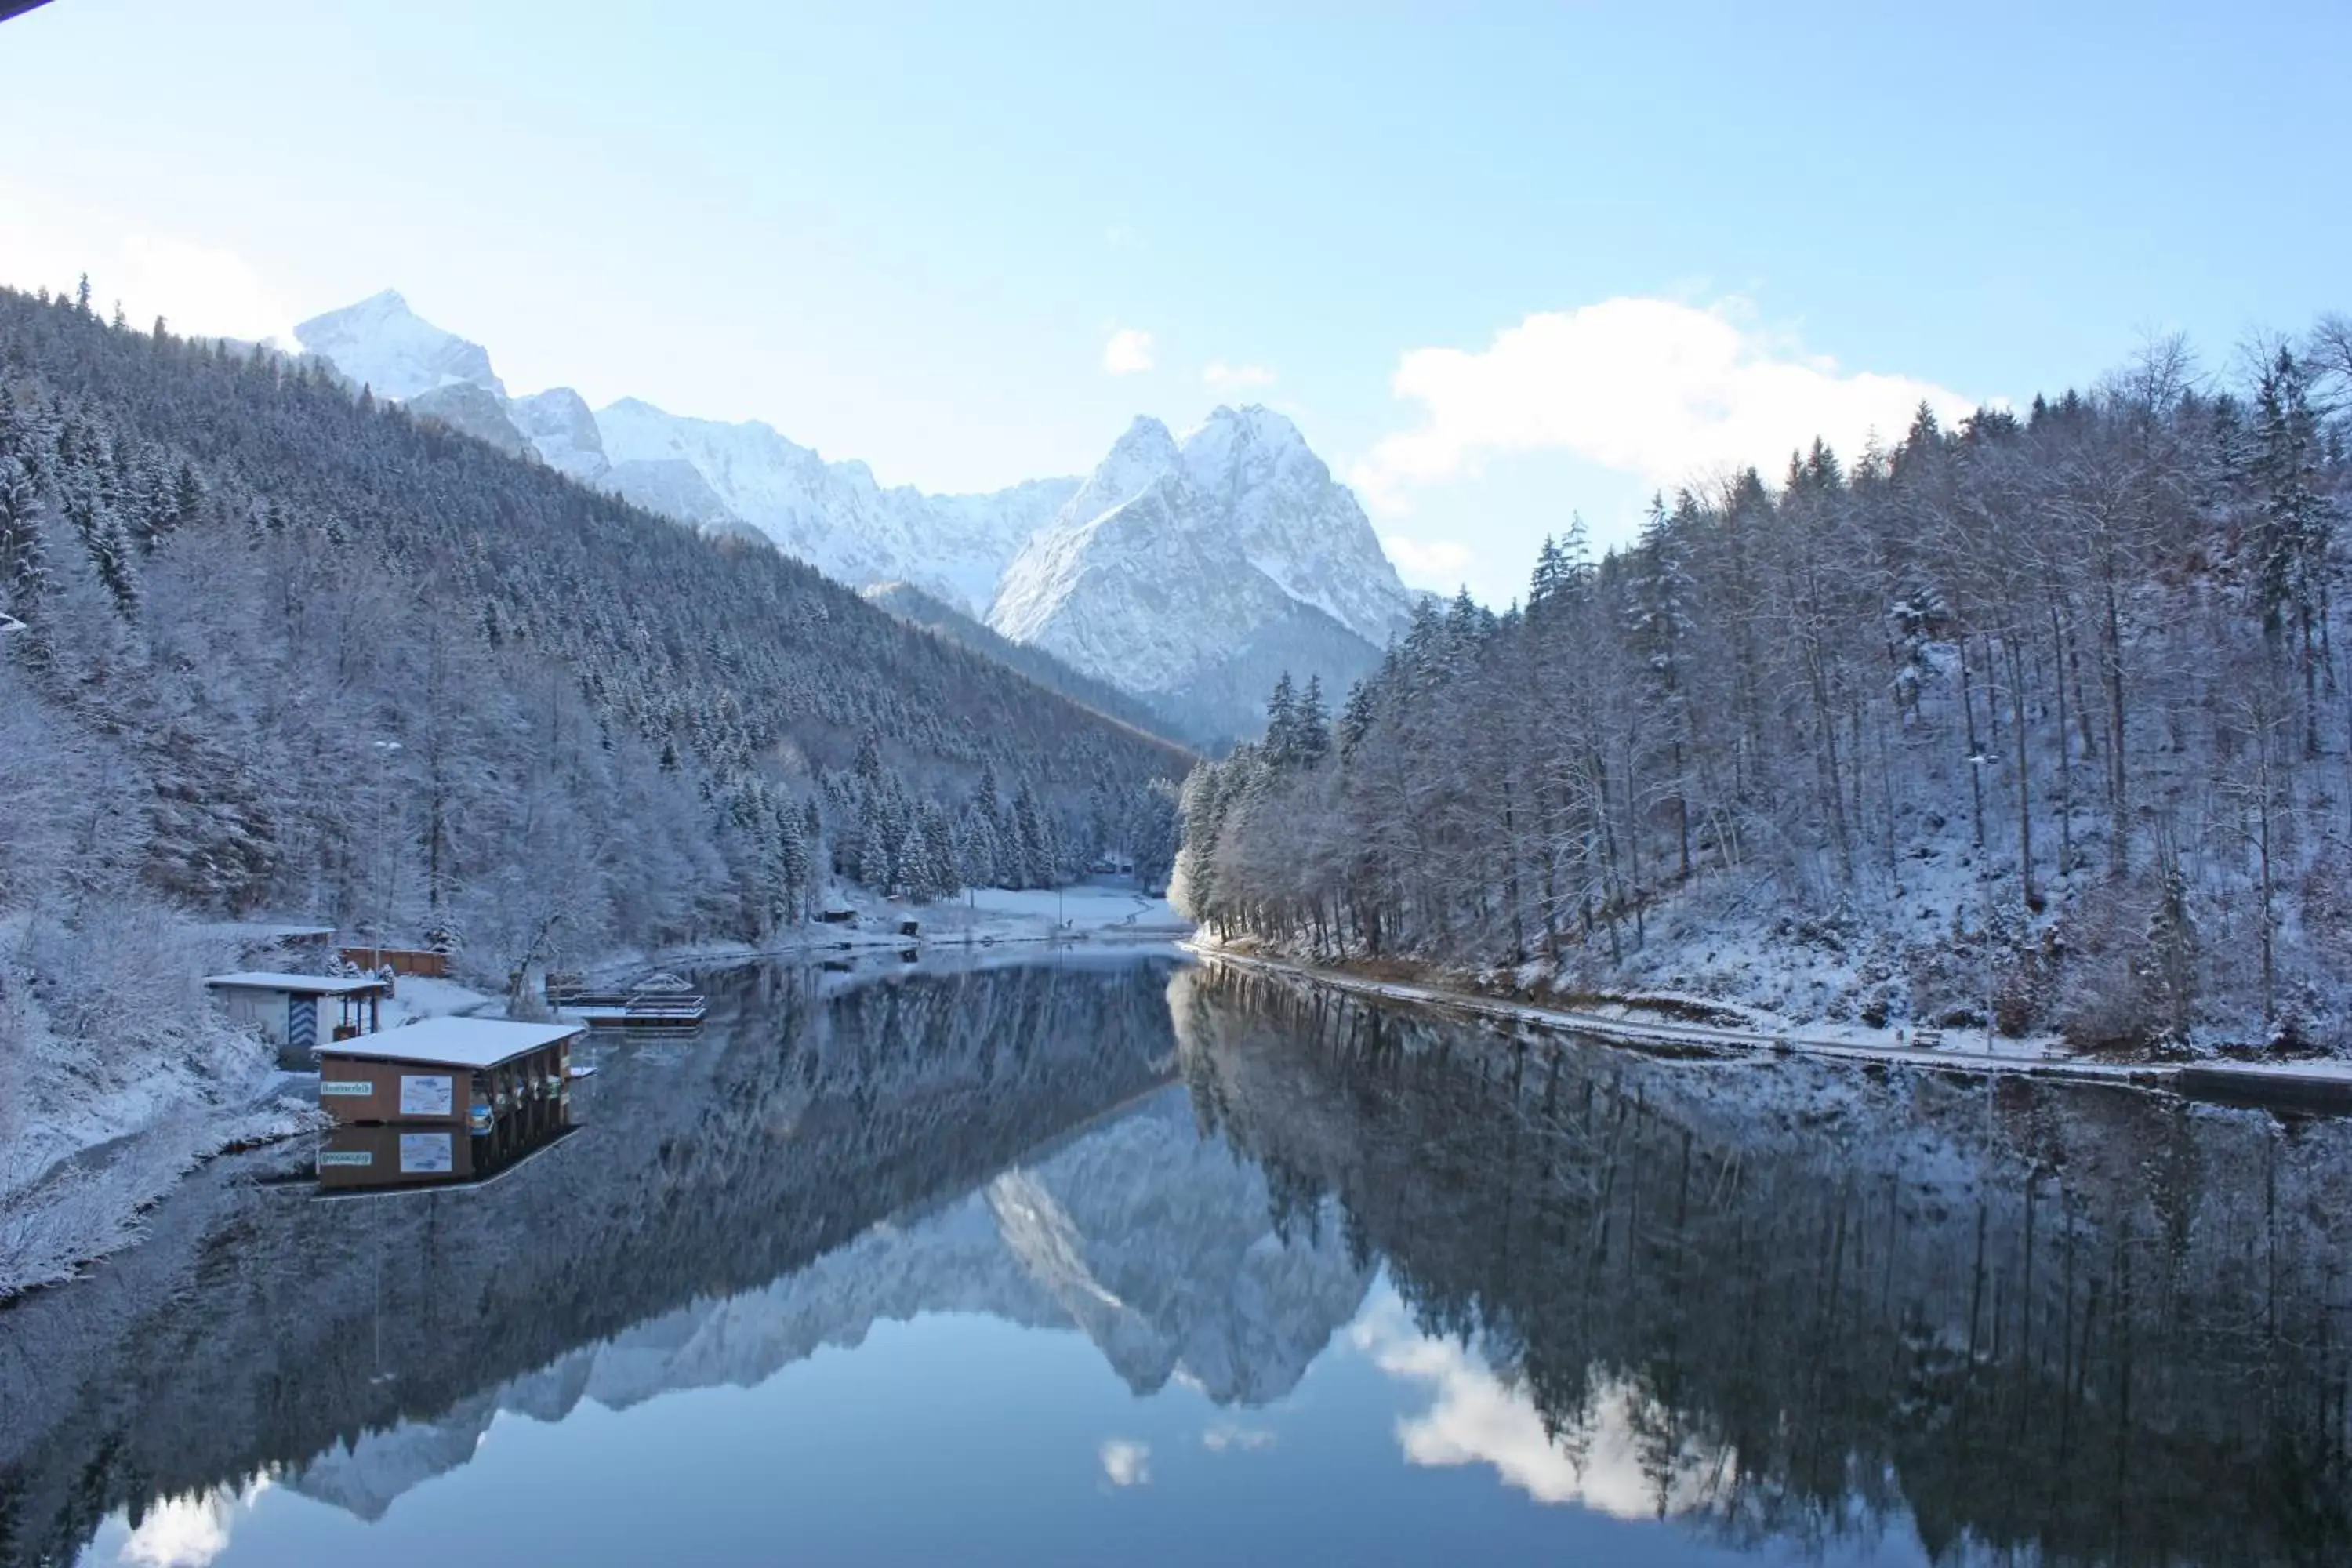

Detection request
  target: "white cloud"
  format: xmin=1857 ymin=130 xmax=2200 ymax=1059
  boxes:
xmin=1104 ymin=224 xmax=1139 ymax=249
xmin=1352 ymin=296 xmax=1973 ymax=512
xmin=1102 ymin=327 xmax=1156 ymax=376
xmin=114 ymin=1480 xmax=268 ymax=1568
xmin=1098 ymin=1438 xmax=1152 ymax=1486
xmin=1382 ymin=533 xmax=1474 ymax=585
xmin=1202 ymin=1423 xmax=1277 ymax=1453
xmin=1202 ymin=361 xmax=1276 ymax=394
xmin=1352 ymin=1298 xmax=1725 ymax=1519
xmin=0 ymin=178 xmax=299 ymax=346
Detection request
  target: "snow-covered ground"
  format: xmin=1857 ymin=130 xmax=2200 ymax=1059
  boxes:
xmin=377 ymin=975 xmax=496 ymax=1026
xmin=917 ymin=884 xmax=1192 ymax=945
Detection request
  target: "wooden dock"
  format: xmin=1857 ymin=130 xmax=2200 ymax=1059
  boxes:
xmin=546 ymin=971 xmax=707 ymax=1029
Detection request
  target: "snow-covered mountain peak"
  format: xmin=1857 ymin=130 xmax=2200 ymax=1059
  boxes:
xmin=1116 ymin=412 xmax=1179 ymax=451
xmin=1181 ymin=404 xmax=1307 ymax=472
xmin=509 ymin=387 xmax=610 ymax=485
xmin=343 ymin=287 xmax=412 ymax=320
xmin=1063 ymin=415 xmax=1184 ymax=521
xmin=294 ymin=290 xmax=504 ymax=403
xmin=985 ymin=401 xmax=1412 ymax=735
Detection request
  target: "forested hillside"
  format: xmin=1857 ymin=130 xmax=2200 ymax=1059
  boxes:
xmin=0 ymin=281 xmax=1181 ymax=1286
xmin=1177 ymin=325 xmax=2352 ymax=1050
xmin=859 ymin=579 xmax=1185 ymax=743
xmin=0 ymin=282 xmax=1183 ymax=942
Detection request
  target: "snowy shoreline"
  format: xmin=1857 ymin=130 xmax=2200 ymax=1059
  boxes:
xmin=1188 ymin=942 xmax=2352 ymax=1105
xmin=577 ymin=884 xmax=1193 ymax=985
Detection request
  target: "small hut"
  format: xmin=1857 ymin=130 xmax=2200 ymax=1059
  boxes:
xmin=205 ymin=971 xmax=391 ymax=1068
xmin=315 ymin=1017 xmax=582 ymax=1130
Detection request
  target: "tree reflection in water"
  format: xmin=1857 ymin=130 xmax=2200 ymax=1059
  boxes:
xmin=1176 ymin=961 xmax=2352 ymax=1567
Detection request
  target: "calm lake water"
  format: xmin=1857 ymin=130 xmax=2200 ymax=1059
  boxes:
xmin=5 ymin=950 xmax=2350 ymax=1567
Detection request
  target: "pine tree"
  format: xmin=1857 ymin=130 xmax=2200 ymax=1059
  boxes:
xmin=1013 ymin=781 xmax=1055 ymax=887
xmin=1295 ymin=675 xmax=1330 ymax=765
xmin=957 ymin=799 xmax=999 ymax=887
xmin=65 ymin=482 xmax=139 ymax=617
xmin=1528 ymin=533 xmax=1568 ymax=606
xmin=858 ymin=776 xmax=906 ymax=891
xmin=774 ymin=797 xmax=810 ymax=920
xmin=1337 ymin=680 xmax=1377 ymax=757
xmin=917 ymin=800 xmax=959 ymax=901
xmin=169 ymin=460 xmax=204 ymax=532
xmin=1628 ymin=492 xmax=1698 ymax=874
xmin=1263 ymin=672 xmax=1298 ymax=762
xmin=2250 ymin=347 xmax=2335 ymax=753
xmin=891 ymin=811 xmax=929 ymax=898
xmin=0 ymin=455 xmax=43 ymax=614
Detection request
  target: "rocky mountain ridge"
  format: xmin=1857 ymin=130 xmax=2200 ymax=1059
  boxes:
xmin=290 ymin=292 xmax=1414 ymax=740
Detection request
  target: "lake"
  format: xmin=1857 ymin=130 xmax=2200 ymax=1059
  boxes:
xmin=4 ymin=951 xmax=2348 ymax=1567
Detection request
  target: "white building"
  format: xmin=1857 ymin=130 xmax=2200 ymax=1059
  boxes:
xmin=205 ymin=971 xmax=390 ymax=1068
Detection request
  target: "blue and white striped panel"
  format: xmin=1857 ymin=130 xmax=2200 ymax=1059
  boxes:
xmin=288 ymin=995 xmax=318 ymax=1053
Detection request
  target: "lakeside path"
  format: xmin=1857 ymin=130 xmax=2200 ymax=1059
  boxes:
xmin=1191 ymin=946 xmax=2352 ymax=1109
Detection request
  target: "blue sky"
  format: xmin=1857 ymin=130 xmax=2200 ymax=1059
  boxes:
xmin=3 ymin=0 xmax=2347 ymax=604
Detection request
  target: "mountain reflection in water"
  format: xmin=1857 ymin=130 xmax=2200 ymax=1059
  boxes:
xmin=2 ymin=953 xmax=2347 ymax=1567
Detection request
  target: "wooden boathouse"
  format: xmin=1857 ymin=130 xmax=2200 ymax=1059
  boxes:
xmin=315 ymin=1017 xmax=581 ymax=1131
xmin=206 ymin=971 xmax=392 ymax=1068
xmin=316 ymin=1118 xmax=578 ymax=1192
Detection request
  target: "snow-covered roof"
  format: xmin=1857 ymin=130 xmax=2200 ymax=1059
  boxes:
xmin=194 ymin=921 xmax=337 ymax=938
xmin=325 ymin=1016 xmax=581 ymax=1069
xmin=206 ymin=971 xmax=387 ymax=996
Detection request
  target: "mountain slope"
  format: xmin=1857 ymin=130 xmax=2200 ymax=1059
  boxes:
xmin=860 ymin=579 xmax=1181 ymax=742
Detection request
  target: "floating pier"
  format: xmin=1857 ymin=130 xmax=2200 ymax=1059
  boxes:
xmin=546 ymin=971 xmax=707 ymax=1029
